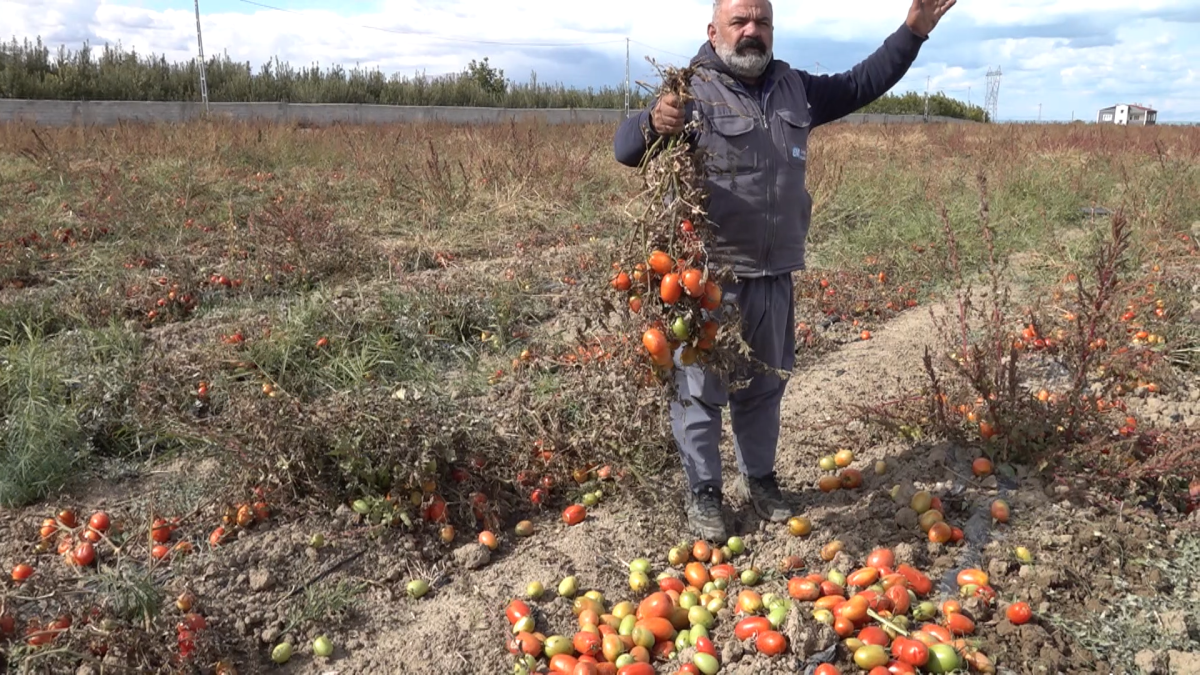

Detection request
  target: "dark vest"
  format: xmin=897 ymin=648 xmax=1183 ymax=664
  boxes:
xmin=688 ymin=60 xmax=813 ymax=278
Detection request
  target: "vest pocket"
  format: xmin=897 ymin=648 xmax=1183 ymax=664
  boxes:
xmin=705 ymin=113 xmax=760 ymax=175
xmin=776 ymin=108 xmax=810 ymax=169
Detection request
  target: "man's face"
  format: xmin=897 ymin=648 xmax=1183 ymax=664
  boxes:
xmin=708 ymin=0 xmax=774 ymax=80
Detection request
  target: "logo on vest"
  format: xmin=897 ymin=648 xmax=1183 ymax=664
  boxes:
xmin=792 ymin=147 xmax=806 ymax=161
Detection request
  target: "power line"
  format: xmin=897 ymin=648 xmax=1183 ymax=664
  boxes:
xmin=235 ymin=0 xmax=626 ymax=47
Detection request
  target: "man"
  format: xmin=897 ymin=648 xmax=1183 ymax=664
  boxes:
xmin=612 ymin=0 xmax=955 ymax=542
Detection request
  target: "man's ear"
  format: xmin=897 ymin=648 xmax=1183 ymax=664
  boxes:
xmin=707 ymin=23 xmax=717 ymax=45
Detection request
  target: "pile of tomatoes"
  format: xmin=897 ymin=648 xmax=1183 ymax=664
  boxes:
xmin=503 ymin=534 xmax=1029 ymax=674
xmin=611 ymin=220 xmax=730 ymax=373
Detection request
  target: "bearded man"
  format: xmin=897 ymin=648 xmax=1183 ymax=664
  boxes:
xmin=613 ymin=0 xmax=956 ymax=542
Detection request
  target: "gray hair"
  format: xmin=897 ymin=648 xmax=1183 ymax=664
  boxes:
xmin=712 ymin=0 xmax=773 ymax=21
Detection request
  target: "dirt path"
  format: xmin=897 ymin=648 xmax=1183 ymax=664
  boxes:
xmin=268 ymin=300 xmax=956 ymax=674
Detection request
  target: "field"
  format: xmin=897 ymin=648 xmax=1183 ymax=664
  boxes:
xmin=1 ymin=116 xmax=1198 ymax=675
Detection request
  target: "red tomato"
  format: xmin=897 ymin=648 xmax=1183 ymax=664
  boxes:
xmin=734 ymin=616 xmax=772 ymax=641
xmin=755 ymin=630 xmax=787 ymax=656
xmin=1006 ymin=601 xmax=1033 ymax=625
xmin=896 ymin=564 xmax=933 ymax=596
xmin=616 ymin=663 xmax=655 ymax=675
xmin=505 ymin=599 xmax=530 ymax=625
xmin=857 ymin=626 xmax=890 ymax=647
xmin=815 ymin=665 xmax=841 ymax=675
xmin=563 ymin=505 xmax=587 ymax=526
xmin=891 ymin=637 xmax=929 ymax=667
xmin=11 ymin=564 xmax=34 ymax=582
xmin=887 ymin=660 xmax=917 ymax=674
xmin=572 ymin=662 xmax=599 ymax=675
xmin=867 ymin=547 xmax=895 ymax=570
xmin=71 ymin=542 xmax=96 ymax=566
xmin=573 ymin=631 xmax=602 ymax=657
xmin=88 ymin=512 xmax=110 ymax=533
xmin=694 ymin=635 xmax=716 ymax=656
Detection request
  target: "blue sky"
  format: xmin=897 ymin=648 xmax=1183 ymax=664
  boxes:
xmin=2 ymin=0 xmax=1198 ymax=121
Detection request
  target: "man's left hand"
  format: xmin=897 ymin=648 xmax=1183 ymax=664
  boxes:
xmin=905 ymin=0 xmax=956 ymax=38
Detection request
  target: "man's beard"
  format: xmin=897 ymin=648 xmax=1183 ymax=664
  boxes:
xmin=714 ymin=35 xmax=772 ymax=78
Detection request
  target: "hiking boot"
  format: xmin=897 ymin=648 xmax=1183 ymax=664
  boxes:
xmin=738 ymin=471 xmax=791 ymax=523
xmin=684 ymin=485 xmax=728 ymax=542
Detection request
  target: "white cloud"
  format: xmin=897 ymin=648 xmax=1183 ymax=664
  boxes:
xmin=0 ymin=0 xmax=1197 ymax=121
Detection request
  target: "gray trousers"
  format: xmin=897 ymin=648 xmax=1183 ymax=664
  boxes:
xmin=670 ymin=273 xmax=796 ymax=494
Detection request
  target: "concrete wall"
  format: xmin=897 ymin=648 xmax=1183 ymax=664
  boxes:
xmin=0 ymin=99 xmax=976 ymax=127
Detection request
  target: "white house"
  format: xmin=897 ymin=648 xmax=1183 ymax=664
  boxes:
xmin=1096 ymin=104 xmax=1157 ymax=126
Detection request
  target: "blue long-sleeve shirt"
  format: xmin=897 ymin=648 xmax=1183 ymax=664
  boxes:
xmin=614 ymin=23 xmax=927 ymax=167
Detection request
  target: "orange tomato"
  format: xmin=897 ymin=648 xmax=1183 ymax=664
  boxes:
xmin=648 ymin=251 xmax=673 ymax=275
xmin=641 ymin=328 xmax=671 ymax=367
xmin=684 ymin=562 xmax=709 ymax=588
xmin=636 ymin=592 xmax=673 ymax=620
xmin=634 ymin=617 xmax=675 ymax=642
xmin=681 ymin=268 xmax=705 ymax=298
xmin=847 ymin=567 xmax=880 ymax=588
xmin=660 ymin=273 xmax=682 ymax=305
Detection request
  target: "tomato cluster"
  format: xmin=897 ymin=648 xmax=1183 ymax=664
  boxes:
xmin=608 ymin=218 xmax=734 ymax=375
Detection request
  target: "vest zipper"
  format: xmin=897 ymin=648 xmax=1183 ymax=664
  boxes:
xmin=762 ymin=81 xmax=776 ymax=277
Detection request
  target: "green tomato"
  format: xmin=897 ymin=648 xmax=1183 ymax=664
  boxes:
xmin=629 ymin=558 xmax=652 ymax=574
xmin=926 ymin=643 xmax=962 ymax=673
xmin=628 ymin=571 xmax=650 ymax=593
xmin=671 ymin=317 xmax=690 ymax=341
xmin=271 ymin=642 xmax=293 ymax=664
xmin=406 ymin=579 xmax=430 ymax=599
xmin=526 ymin=581 xmax=544 ymax=599
xmin=558 ymin=576 xmax=578 ymax=597
xmin=309 ymin=533 xmax=325 ymax=548
xmin=767 ymin=604 xmax=788 ymax=628
xmin=614 ymin=654 xmax=634 ymax=668
xmin=687 ymin=606 xmax=715 ymax=629
xmin=740 ymin=567 xmax=761 ymax=586
xmin=853 ymin=644 xmax=889 ymax=669
xmin=726 ymin=536 xmax=745 ymax=555
xmin=351 ymin=499 xmax=370 ymax=514
xmin=675 ymin=630 xmax=691 ymax=652
xmin=618 ymin=614 xmax=637 ymax=637
xmin=693 ymin=652 xmax=720 ymax=674
xmin=826 ymin=569 xmax=846 ymax=587
xmin=582 ymin=492 xmax=599 ymax=507
xmin=512 ymin=616 xmax=535 ymax=634
xmin=544 ymin=635 xmax=572 ymax=657
xmin=689 ymin=623 xmax=708 ymax=645
xmin=679 ymin=591 xmax=699 ymax=609
xmin=312 ymin=635 xmax=333 ymax=657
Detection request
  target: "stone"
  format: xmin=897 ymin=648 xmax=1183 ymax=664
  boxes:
xmin=261 ymin=627 xmax=281 ymax=644
xmin=894 ymin=507 xmax=920 ymax=529
xmin=721 ymin=637 xmax=744 ymax=664
xmin=1167 ymin=651 xmax=1200 ymax=675
xmin=248 ymin=568 xmax=275 ymax=592
xmin=452 ymin=543 xmax=491 ymax=570
xmin=1135 ymin=650 xmax=1163 ymax=674
xmin=1160 ymin=611 xmax=1190 ymax=640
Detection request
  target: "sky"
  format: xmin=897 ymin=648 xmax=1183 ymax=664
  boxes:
xmin=1 ymin=0 xmax=1198 ymax=122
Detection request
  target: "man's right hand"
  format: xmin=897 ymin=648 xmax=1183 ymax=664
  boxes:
xmin=650 ymin=93 xmax=685 ymax=135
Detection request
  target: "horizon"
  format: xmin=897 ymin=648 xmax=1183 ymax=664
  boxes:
xmin=2 ymin=0 xmax=1198 ymax=122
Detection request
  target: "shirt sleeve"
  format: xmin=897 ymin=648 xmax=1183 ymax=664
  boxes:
xmin=797 ymin=23 xmax=928 ymax=127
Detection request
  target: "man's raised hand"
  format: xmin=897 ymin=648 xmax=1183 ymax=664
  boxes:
xmin=906 ymin=0 xmax=956 ymax=38
xmin=651 ymin=93 xmax=686 ymax=135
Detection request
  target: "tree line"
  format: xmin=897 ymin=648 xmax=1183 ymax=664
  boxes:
xmin=0 ymin=37 xmax=986 ymax=120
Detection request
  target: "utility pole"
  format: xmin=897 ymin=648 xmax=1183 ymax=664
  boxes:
xmin=924 ymin=76 xmax=930 ymax=119
xmin=1038 ymin=103 xmax=1042 ymax=122
xmin=194 ymin=0 xmax=209 ymax=113
xmin=624 ymin=38 xmax=630 ymax=118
